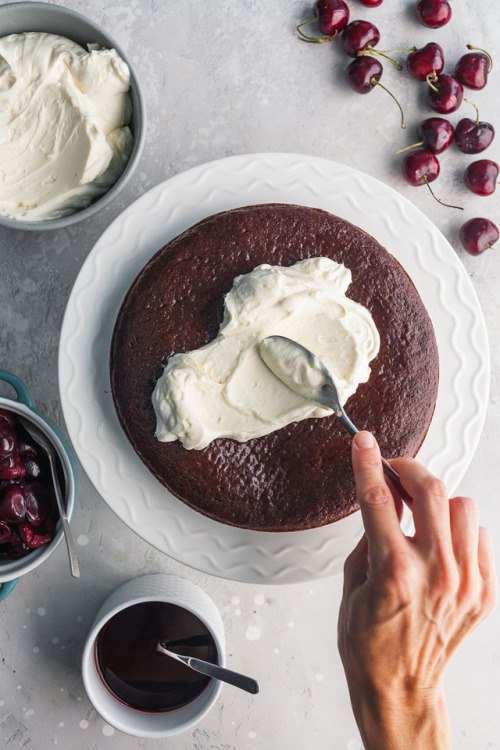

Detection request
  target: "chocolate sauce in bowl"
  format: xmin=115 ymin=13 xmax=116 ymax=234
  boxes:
xmin=95 ymin=601 xmax=217 ymax=712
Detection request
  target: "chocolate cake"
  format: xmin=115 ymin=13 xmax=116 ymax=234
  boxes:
xmin=110 ymin=204 xmax=438 ymax=531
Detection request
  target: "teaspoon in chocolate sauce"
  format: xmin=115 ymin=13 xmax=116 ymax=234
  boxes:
xmin=259 ymin=335 xmax=412 ymax=504
xmin=156 ymin=640 xmax=260 ymax=695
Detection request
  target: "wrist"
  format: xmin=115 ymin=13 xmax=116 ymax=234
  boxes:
xmin=350 ymin=683 xmax=451 ymax=750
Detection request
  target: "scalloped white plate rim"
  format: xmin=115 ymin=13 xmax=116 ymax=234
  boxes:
xmin=59 ymin=153 xmax=489 ymax=585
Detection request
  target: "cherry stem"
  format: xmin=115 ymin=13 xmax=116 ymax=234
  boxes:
xmin=394 ymin=140 xmax=424 ymax=155
xmin=464 ymin=98 xmax=480 ymax=125
xmin=296 ymin=19 xmax=338 ymax=43
xmin=487 ymin=244 xmax=500 ymax=251
xmin=359 ymin=46 xmax=402 ymax=70
xmin=466 ymin=44 xmax=493 ymax=72
xmin=377 ymin=46 xmax=417 ymax=54
xmin=425 ymin=72 xmax=439 ymax=92
xmin=371 ymin=78 xmax=406 ymax=129
xmin=423 ymin=176 xmax=464 ymax=210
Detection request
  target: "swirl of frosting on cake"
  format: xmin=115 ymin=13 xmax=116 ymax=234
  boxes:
xmin=0 ymin=32 xmax=132 ymax=221
xmin=152 ymin=257 xmax=380 ymax=450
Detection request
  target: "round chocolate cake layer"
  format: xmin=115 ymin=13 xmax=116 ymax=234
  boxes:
xmin=110 ymin=204 xmax=438 ymax=531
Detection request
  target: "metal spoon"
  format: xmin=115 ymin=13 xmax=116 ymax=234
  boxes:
xmin=17 ymin=415 xmax=80 ymax=578
xmin=156 ymin=640 xmax=260 ymax=695
xmin=259 ymin=335 xmax=411 ymax=504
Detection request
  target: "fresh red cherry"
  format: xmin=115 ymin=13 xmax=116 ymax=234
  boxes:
xmin=0 ymin=452 xmax=26 ymax=480
xmin=455 ymin=46 xmax=492 ymax=90
xmin=297 ymin=0 xmax=349 ymax=42
xmin=455 ymin=101 xmax=495 ymax=154
xmin=346 ymin=57 xmax=405 ymax=128
xmin=401 ymin=149 xmax=439 ymax=186
xmin=415 ymin=0 xmax=451 ymax=29
xmin=396 ymin=117 xmax=454 ymax=156
xmin=406 ymin=43 xmax=444 ymax=81
xmin=401 ymin=149 xmax=463 ymax=209
xmin=346 ymin=56 xmax=382 ymax=93
xmin=342 ymin=20 xmax=380 ymax=57
xmin=358 ymin=0 xmax=383 ymax=5
xmin=314 ymin=0 xmax=349 ymax=34
xmin=464 ymin=160 xmax=499 ymax=196
xmin=460 ymin=218 xmax=499 ymax=255
xmin=427 ymin=74 xmax=463 ymax=114
xmin=456 ymin=119 xmax=495 ymax=154
xmin=0 ymin=485 xmax=26 ymax=523
xmin=417 ymin=117 xmax=454 ymax=153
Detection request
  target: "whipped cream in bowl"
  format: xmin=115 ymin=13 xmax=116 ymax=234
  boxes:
xmin=152 ymin=258 xmax=380 ymax=450
xmin=0 ymin=2 xmax=145 ymax=230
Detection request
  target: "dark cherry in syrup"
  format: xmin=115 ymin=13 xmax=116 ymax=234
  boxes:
xmin=0 ymin=409 xmax=60 ymax=557
xmin=96 ymin=601 xmax=218 ymax=713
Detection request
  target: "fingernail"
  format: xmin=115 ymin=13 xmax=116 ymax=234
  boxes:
xmin=354 ymin=431 xmax=374 ymax=449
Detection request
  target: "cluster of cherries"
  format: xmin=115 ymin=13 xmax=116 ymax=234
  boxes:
xmin=401 ymin=42 xmax=498 ymax=255
xmin=297 ymin=0 xmax=498 ymax=256
xmin=0 ymin=409 xmax=59 ymax=559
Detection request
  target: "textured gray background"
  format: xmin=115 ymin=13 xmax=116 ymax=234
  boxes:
xmin=0 ymin=1 xmax=499 ymax=748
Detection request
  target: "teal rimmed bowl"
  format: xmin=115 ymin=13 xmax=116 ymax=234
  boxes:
xmin=0 ymin=371 xmax=78 ymax=600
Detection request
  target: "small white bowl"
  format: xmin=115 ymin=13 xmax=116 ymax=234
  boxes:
xmin=0 ymin=1 xmax=146 ymax=231
xmin=0 ymin=370 xmax=77 ymax=599
xmin=82 ymin=574 xmax=225 ymax=738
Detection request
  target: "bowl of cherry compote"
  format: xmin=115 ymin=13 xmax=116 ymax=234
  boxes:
xmin=0 ymin=370 xmax=77 ymax=600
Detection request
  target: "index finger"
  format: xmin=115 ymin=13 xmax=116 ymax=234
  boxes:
xmin=352 ymin=432 xmax=405 ymax=559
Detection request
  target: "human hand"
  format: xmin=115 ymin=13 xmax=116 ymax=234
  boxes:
xmin=338 ymin=431 xmax=497 ymax=750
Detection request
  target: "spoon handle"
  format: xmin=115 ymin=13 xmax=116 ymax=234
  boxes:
xmin=47 ymin=452 xmax=81 ymax=578
xmin=338 ymin=413 xmax=412 ymax=505
xmin=157 ymin=642 xmax=259 ymax=694
xmin=180 ymin=655 xmax=260 ymax=695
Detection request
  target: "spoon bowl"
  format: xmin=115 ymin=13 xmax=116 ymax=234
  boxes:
xmin=260 ymin=336 xmax=412 ymax=503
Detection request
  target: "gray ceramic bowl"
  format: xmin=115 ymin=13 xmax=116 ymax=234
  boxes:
xmin=0 ymin=2 xmax=146 ymax=231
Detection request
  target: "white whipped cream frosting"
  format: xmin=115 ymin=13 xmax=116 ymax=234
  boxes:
xmin=153 ymin=258 xmax=380 ymax=450
xmin=0 ymin=32 xmax=132 ymax=221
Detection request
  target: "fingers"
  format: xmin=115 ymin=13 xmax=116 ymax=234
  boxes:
xmin=351 ymin=432 xmax=404 ymax=560
xmin=391 ymin=457 xmax=452 ymax=554
xmin=343 ymin=533 xmax=368 ymax=598
xmin=449 ymin=496 xmax=479 ymax=575
xmin=478 ymin=527 xmax=497 ymax=615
